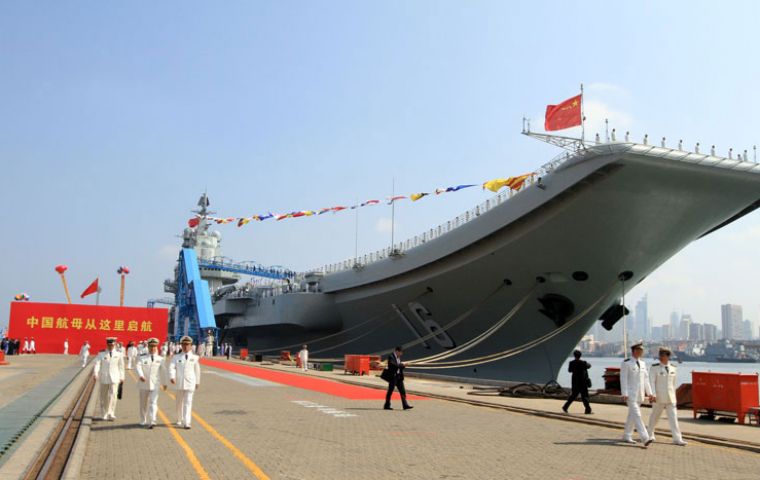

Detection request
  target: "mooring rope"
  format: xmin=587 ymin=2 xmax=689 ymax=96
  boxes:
xmin=407 ymin=286 xmax=613 ymax=369
xmin=407 ymin=284 xmax=538 ymax=365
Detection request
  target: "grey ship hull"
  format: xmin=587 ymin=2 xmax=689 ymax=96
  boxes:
xmin=215 ymin=141 xmax=760 ymax=383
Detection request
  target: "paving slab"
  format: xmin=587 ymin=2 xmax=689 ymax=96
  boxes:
xmin=75 ymin=358 xmax=760 ymax=480
xmin=242 ymin=359 xmax=760 ymax=448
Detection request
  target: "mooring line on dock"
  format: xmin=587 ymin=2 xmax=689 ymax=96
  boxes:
xmin=161 ymin=388 xmax=270 ymax=479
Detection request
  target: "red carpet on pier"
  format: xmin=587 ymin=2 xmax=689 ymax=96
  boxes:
xmin=201 ymin=358 xmax=424 ymax=401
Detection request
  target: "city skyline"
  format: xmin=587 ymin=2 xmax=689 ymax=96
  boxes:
xmin=596 ymin=293 xmax=760 ymax=342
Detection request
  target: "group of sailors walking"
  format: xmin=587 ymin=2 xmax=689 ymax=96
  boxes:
xmin=0 ymin=336 xmax=36 ymax=355
xmin=563 ymin=343 xmax=687 ymax=447
xmin=91 ymin=336 xmax=201 ymax=429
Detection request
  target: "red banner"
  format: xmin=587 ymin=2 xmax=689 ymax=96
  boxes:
xmin=6 ymin=302 xmax=169 ymax=354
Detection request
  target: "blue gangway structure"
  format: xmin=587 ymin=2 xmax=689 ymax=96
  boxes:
xmin=174 ymin=248 xmax=217 ymax=343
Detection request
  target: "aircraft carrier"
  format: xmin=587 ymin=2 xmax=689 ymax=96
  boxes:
xmin=166 ymin=132 xmax=760 ymax=383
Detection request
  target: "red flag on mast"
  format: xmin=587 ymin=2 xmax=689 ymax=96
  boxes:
xmin=544 ymin=94 xmax=582 ymax=131
xmin=80 ymin=278 xmax=99 ymax=299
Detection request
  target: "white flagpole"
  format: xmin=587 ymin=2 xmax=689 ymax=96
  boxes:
xmin=580 ymin=83 xmax=585 ymax=144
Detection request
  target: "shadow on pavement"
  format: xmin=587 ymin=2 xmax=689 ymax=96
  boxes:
xmin=554 ymin=438 xmax=637 ymax=448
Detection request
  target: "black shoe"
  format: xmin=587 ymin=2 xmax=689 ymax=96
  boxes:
xmin=185 ymin=425 xmax=191 ymax=430
xmin=148 ymin=424 xmax=154 ymax=430
xmin=584 ymin=410 xmax=593 ymax=415
xmin=562 ymin=406 xmax=569 ymax=414
xmin=384 ymin=406 xmax=393 ymax=410
xmin=403 ymin=405 xmax=413 ymax=410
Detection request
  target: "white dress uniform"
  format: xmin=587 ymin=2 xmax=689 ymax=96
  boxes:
xmin=298 ymin=348 xmax=309 ymax=371
xmin=647 ymin=362 xmax=685 ymax=444
xmin=63 ymin=340 xmax=69 ymax=355
xmin=169 ymin=351 xmax=201 ymax=428
xmin=135 ymin=352 xmax=166 ymax=426
xmin=93 ymin=349 xmax=126 ymax=419
xmin=620 ymin=357 xmax=653 ymax=443
xmin=79 ymin=343 xmax=90 ymax=367
xmin=127 ymin=346 xmax=137 ymax=370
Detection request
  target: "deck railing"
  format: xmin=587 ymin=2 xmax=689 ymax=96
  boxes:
xmin=304 ymin=163 xmax=563 ymax=276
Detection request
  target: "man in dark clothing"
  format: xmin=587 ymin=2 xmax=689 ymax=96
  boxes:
xmin=384 ymin=346 xmax=413 ymax=411
xmin=562 ymin=350 xmax=593 ymax=414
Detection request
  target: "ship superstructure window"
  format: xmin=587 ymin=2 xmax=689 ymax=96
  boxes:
xmin=572 ymin=271 xmax=588 ymax=281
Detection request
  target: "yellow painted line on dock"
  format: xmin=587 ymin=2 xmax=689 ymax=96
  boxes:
xmin=157 ymin=409 xmax=211 ymax=480
xmin=163 ymin=386 xmax=270 ymax=479
xmin=127 ymin=371 xmax=210 ymax=480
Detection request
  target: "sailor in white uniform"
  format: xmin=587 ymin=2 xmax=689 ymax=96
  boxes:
xmin=63 ymin=338 xmax=69 ymax=355
xmin=620 ymin=342 xmax=654 ymax=446
xmin=298 ymin=345 xmax=309 ymax=372
xmin=647 ymin=347 xmax=687 ymax=446
xmin=93 ymin=337 xmax=125 ymax=420
xmin=126 ymin=342 xmax=137 ymax=370
xmin=169 ymin=336 xmax=201 ymax=429
xmin=79 ymin=341 xmax=91 ymax=367
xmin=135 ymin=338 xmax=166 ymax=429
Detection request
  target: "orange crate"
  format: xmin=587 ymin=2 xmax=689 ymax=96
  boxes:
xmin=344 ymin=354 xmax=370 ymax=376
xmin=692 ymin=371 xmax=759 ymax=424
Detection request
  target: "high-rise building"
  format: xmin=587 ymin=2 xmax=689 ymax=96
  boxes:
xmin=688 ymin=322 xmax=704 ymax=341
xmin=749 ymin=319 xmax=759 ymax=340
xmin=634 ymin=295 xmax=650 ymax=340
xmin=679 ymin=314 xmax=692 ymax=340
xmin=670 ymin=311 xmax=680 ymax=337
xmin=703 ymin=324 xmax=718 ymax=343
xmin=742 ymin=319 xmax=753 ymax=341
xmin=661 ymin=324 xmax=672 ymax=340
xmin=651 ymin=326 xmax=663 ymax=342
xmin=721 ymin=304 xmax=743 ymax=340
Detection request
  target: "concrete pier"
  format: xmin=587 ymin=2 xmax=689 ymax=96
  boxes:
xmin=65 ymin=358 xmax=760 ymax=479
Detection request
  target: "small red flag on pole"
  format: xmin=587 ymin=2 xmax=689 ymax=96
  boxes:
xmin=80 ymin=278 xmax=99 ymax=299
xmin=544 ymin=93 xmax=582 ymax=131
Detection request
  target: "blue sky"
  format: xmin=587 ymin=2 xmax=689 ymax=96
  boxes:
xmin=2 ymin=1 xmax=760 ymax=331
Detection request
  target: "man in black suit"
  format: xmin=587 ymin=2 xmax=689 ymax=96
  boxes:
xmin=384 ymin=346 xmax=413 ymax=410
xmin=562 ymin=349 xmax=593 ymax=414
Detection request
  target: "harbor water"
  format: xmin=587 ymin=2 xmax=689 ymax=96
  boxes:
xmin=556 ymin=356 xmax=760 ymax=389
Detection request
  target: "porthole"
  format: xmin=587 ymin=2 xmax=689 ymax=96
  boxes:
xmin=572 ymin=271 xmax=589 ymax=281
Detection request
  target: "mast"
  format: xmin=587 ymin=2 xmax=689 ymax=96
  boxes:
xmin=390 ymin=177 xmax=396 ymax=250
xmin=353 ymin=197 xmax=359 ymax=266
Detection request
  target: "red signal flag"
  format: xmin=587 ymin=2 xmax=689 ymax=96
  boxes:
xmin=80 ymin=278 xmax=99 ymax=298
xmin=544 ymin=94 xmax=582 ymax=131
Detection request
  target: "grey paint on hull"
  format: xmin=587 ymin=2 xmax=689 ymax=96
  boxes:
xmin=215 ymin=143 xmax=760 ymax=383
